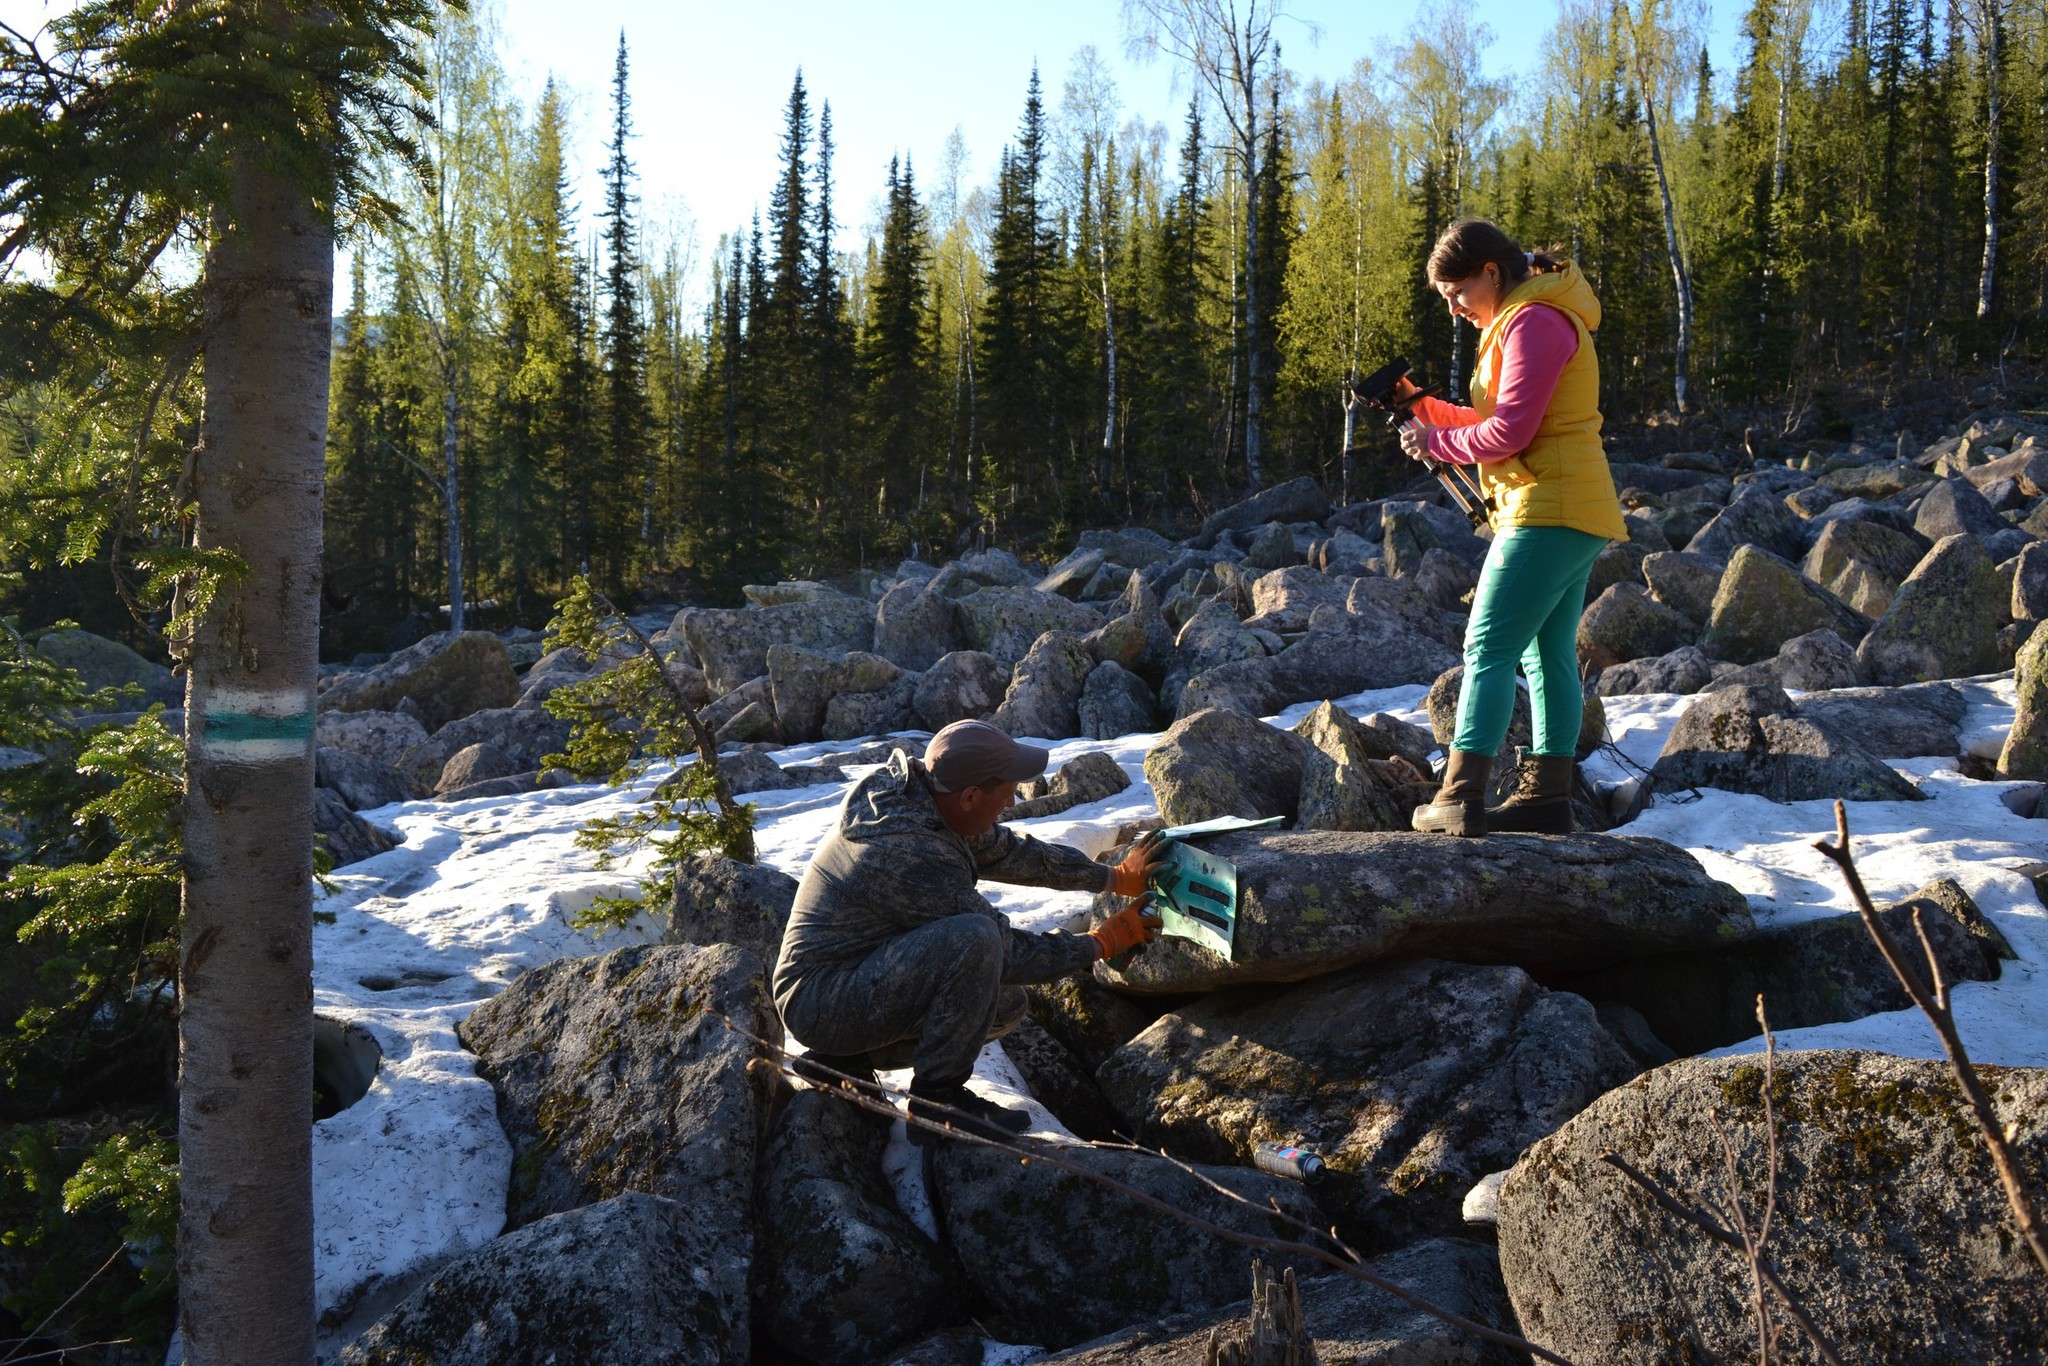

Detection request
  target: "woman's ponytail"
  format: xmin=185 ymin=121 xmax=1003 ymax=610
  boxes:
xmin=1528 ymin=246 xmax=1571 ymax=275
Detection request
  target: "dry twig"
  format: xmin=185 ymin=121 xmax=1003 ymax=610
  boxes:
xmin=1813 ymin=799 xmax=2048 ymax=1279
xmin=1599 ymin=998 xmax=1842 ymax=1365
xmin=724 ymin=1017 xmax=1577 ymax=1365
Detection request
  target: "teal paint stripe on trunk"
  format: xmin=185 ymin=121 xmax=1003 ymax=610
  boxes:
xmin=204 ymin=711 xmax=315 ymax=743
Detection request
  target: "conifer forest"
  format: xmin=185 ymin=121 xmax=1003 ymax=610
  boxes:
xmin=7 ymin=0 xmax=2048 ymax=652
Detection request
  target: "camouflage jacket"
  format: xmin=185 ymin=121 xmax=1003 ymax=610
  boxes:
xmin=773 ymin=750 xmax=1107 ymax=1005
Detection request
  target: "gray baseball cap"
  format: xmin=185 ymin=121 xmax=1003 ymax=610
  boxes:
xmin=923 ymin=720 xmax=1049 ymax=793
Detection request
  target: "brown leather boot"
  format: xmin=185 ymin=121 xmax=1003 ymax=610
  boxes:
xmin=1410 ymin=750 xmax=1492 ymax=836
xmin=1489 ymin=754 xmax=1577 ymax=834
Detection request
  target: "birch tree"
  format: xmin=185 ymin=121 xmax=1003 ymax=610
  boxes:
xmin=1123 ymin=0 xmax=1316 ymax=490
xmin=1617 ymin=0 xmax=1701 ymax=410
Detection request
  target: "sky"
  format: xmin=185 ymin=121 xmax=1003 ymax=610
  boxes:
xmin=1 ymin=0 xmax=1751 ymax=305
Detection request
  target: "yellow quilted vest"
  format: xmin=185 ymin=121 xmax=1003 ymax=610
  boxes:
xmin=1467 ymin=265 xmax=1629 ymax=540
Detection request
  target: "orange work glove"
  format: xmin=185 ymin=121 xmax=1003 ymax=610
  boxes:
xmin=1091 ymin=897 xmax=1164 ymax=960
xmin=1106 ymin=830 xmax=1167 ymax=898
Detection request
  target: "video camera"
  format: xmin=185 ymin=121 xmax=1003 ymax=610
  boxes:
xmin=1345 ymin=358 xmax=1493 ymax=529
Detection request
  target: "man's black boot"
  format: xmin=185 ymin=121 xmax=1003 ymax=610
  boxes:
xmin=906 ymin=1080 xmax=1032 ymax=1146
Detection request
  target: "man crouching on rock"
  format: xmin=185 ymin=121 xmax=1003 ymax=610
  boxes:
xmin=773 ymin=720 xmax=1162 ymax=1143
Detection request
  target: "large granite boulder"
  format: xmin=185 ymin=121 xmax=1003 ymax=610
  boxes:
xmin=34 ymin=627 xmax=178 ymax=704
xmin=1595 ymin=645 xmax=1716 ymax=697
xmin=955 ymin=587 xmax=1102 ymax=668
xmin=394 ymin=706 xmax=570 ymax=793
xmin=1577 ymin=583 xmax=1698 ymax=672
xmin=313 ymin=787 xmax=398 ymax=868
xmin=1913 ymin=475 xmax=2008 ymax=540
xmin=336 ymin=1194 xmax=745 ymax=1366
xmin=1569 ymin=877 xmax=2007 ymax=1055
xmin=1497 ymin=1052 xmax=2048 ymax=1365
xmin=319 ymin=631 xmax=520 ymax=731
xmin=910 ymin=650 xmax=1008 ymax=730
xmin=1684 ymin=483 xmax=1803 ymax=562
xmin=1099 ymin=960 xmax=1638 ymax=1250
xmin=1794 ymin=680 xmax=1966 ymax=757
xmin=1650 ymin=683 xmax=1923 ymax=802
xmin=754 ymin=1091 xmax=963 ymax=1364
xmin=1999 ymin=621 xmax=2048 ymax=778
xmin=1240 ymin=520 xmax=1301 ymax=571
xmin=1142 ymin=707 xmax=1311 ymax=827
xmin=768 ymin=645 xmax=903 ymax=742
xmin=1292 ymin=701 xmax=1431 ymax=832
xmin=433 ymin=741 xmax=516 ymax=795
xmin=1180 ymin=605 xmax=1461 ymax=722
xmin=315 ymin=746 xmax=414 ymax=810
xmin=1007 ymin=750 xmax=1132 ymax=820
xmin=1801 ymin=517 xmax=1929 ymax=608
xmin=992 ymin=631 xmax=1096 ymax=740
xmin=1090 ymin=829 xmax=1754 ymax=995
xmin=928 ymin=1136 xmax=1324 ymax=1349
xmin=1855 ymin=533 xmax=2005 ymax=684
xmin=1078 ymin=660 xmax=1157 ymax=740
xmin=1192 ymin=475 xmax=1331 ymax=549
xmin=1640 ymin=550 xmax=1724 ymax=626
xmin=316 ymin=709 xmax=431 ymax=771
xmin=1709 ymin=627 xmax=1861 ymax=692
xmin=823 ymin=672 xmax=920 ymax=741
xmin=873 ymin=583 xmax=964 ymax=671
xmin=1162 ymin=597 xmax=1267 ymax=713
xmin=1082 ymin=575 xmax=1174 ymax=675
xmin=2012 ymin=539 xmax=2048 ymax=621
xmin=1247 ymin=564 xmax=1353 ymax=626
xmin=1038 ymin=1238 xmax=1521 ymax=1365
xmin=664 ymin=855 xmax=799 ymax=968
xmin=681 ymin=598 xmax=876 ymax=694
xmin=1696 ymin=545 xmax=1867 ymax=664
xmin=456 ymin=945 xmax=779 ymax=1268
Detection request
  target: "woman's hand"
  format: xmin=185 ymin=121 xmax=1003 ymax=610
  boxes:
xmin=1398 ymin=420 xmax=1437 ymax=463
xmin=1392 ymin=375 xmax=1420 ymax=402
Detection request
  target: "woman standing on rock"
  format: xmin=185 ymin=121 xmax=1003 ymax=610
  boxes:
xmin=1399 ymin=218 xmax=1629 ymax=836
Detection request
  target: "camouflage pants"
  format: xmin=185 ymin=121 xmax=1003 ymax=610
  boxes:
xmin=780 ymin=913 xmax=1030 ymax=1089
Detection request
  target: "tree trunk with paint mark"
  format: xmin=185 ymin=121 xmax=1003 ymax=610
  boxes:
xmin=179 ymin=156 xmax=327 ymax=1365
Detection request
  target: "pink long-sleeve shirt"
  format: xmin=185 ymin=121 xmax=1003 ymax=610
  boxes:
xmin=1413 ymin=304 xmax=1579 ymax=465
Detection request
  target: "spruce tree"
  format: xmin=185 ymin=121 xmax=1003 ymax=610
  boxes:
xmin=599 ymin=32 xmax=654 ymax=592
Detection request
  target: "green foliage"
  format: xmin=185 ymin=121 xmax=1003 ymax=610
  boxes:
xmin=0 ymin=1120 xmax=176 ymax=1353
xmin=540 ymin=579 xmax=754 ymax=933
xmin=0 ymin=638 xmax=182 ymax=1115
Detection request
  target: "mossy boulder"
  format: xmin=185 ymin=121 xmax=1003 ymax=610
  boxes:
xmin=1684 ymin=484 xmax=1804 ymax=563
xmin=929 ymin=1135 xmax=1324 ymax=1349
xmin=34 ymin=627 xmax=177 ymax=703
xmin=1161 ymin=596 xmax=1267 ymax=713
xmin=1291 ymin=700 xmax=1431 ymax=832
xmin=873 ymin=582 xmax=964 ymax=671
xmin=1650 ymin=683 xmax=1925 ymax=802
xmin=1801 ymin=517 xmax=1928 ymax=600
xmin=1038 ymin=1238 xmax=1522 ymax=1365
xmin=1098 ymin=960 xmax=1638 ymax=1251
xmin=754 ymin=1091 xmax=964 ymax=1364
xmin=1999 ymin=621 xmax=2048 ymax=778
xmin=1089 ymin=829 xmax=1754 ymax=995
xmin=665 ymin=855 xmax=798 ymax=967
xmin=1855 ymin=533 xmax=2005 ymax=684
xmin=1578 ymin=583 xmax=1699 ymax=673
xmin=768 ymin=645 xmax=903 ymax=743
xmin=456 ymin=945 xmax=779 ymax=1280
xmin=319 ymin=630 xmax=519 ymax=731
xmin=1697 ymin=545 xmax=1867 ymax=665
xmin=337 ymin=1194 xmax=745 ymax=1366
xmin=681 ymin=597 xmax=876 ymax=694
xmin=1497 ymin=1051 xmax=2048 ymax=1365
xmin=954 ymin=586 xmax=1103 ymax=669
xmin=991 ymin=630 xmax=1096 ymax=740
xmin=1143 ymin=706 xmax=1310 ymax=827
xmin=911 ymin=650 xmax=1007 ymax=730
xmin=1640 ymin=549 xmax=1725 ymax=625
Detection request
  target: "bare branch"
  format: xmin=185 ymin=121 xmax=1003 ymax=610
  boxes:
xmin=1814 ymin=800 xmax=2048 ymax=1278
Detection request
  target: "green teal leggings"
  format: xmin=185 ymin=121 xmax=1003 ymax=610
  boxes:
xmin=1453 ymin=525 xmax=1610 ymax=758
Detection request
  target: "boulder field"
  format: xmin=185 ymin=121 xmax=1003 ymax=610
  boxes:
xmin=277 ymin=416 xmax=2048 ymax=1361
